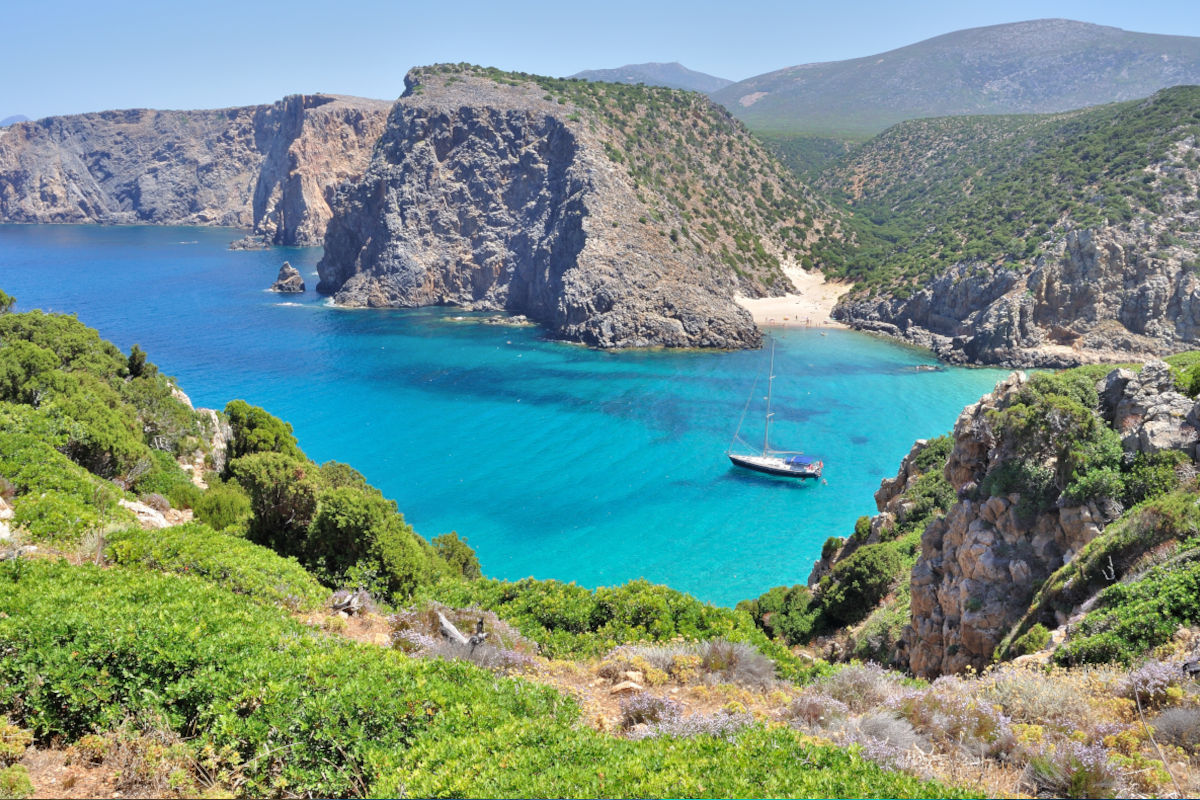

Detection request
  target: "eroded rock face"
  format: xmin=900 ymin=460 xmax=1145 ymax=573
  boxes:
xmin=270 ymin=262 xmax=305 ymax=293
xmin=316 ymin=71 xmax=767 ymax=349
xmin=0 ymin=94 xmax=390 ymax=245
xmin=834 ymin=136 xmax=1200 ymax=368
xmin=903 ymin=372 xmax=1119 ymax=678
xmin=1104 ymin=361 xmax=1200 ymax=456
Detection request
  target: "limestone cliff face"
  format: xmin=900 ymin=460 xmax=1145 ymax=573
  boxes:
xmin=317 ymin=67 xmax=828 ymax=349
xmin=834 ymin=137 xmax=1200 ymax=367
xmin=0 ymin=94 xmax=389 ymax=245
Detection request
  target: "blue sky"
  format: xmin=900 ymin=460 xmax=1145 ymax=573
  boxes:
xmin=5 ymin=0 xmax=1200 ymax=118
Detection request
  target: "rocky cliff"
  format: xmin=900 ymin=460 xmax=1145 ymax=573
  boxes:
xmin=901 ymin=362 xmax=1200 ymax=677
xmin=317 ymin=65 xmax=834 ymax=349
xmin=0 ymin=94 xmax=390 ymax=245
xmin=830 ymin=101 xmax=1200 ymax=367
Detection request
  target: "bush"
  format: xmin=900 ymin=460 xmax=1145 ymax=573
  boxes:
xmin=105 ymin=523 xmax=328 ymax=610
xmin=820 ymin=543 xmax=905 ymax=625
xmin=432 ymin=532 xmax=482 ymax=579
xmin=737 ymin=583 xmax=819 ymax=644
xmin=0 ymin=764 xmax=32 ymax=800
xmin=192 ymin=481 xmax=252 ymax=533
xmin=1010 ymin=623 xmax=1051 ymax=656
xmin=429 ymin=577 xmax=821 ymax=681
xmin=1151 ymin=707 xmax=1200 ymax=753
xmin=228 ymin=452 xmax=318 ymax=557
xmin=0 ymin=559 xmax=959 ymax=799
xmin=223 ymin=399 xmax=302 ymax=463
xmin=1056 ymin=555 xmax=1200 ymax=665
xmin=132 ymin=449 xmax=201 ymax=509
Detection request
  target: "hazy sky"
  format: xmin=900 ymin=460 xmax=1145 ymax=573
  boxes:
xmin=6 ymin=0 xmax=1200 ymax=118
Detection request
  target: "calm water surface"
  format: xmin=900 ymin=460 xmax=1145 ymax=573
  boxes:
xmin=0 ymin=224 xmax=1009 ymax=605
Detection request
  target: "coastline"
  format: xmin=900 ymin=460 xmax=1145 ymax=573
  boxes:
xmin=735 ymin=265 xmax=850 ymax=329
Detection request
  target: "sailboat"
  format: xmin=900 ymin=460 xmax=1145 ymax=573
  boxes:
xmin=727 ymin=338 xmax=824 ymax=480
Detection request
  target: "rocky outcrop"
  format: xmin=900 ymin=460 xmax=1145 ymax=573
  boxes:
xmin=904 ymin=373 xmax=1113 ymax=676
xmin=1102 ymin=360 xmax=1200 ymax=457
xmin=270 ymin=262 xmax=305 ymax=293
xmin=897 ymin=364 xmax=1200 ymax=677
xmin=317 ymin=67 xmax=825 ymax=349
xmin=0 ymin=94 xmax=390 ymax=245
xmin=835 ymin=136 xmax=1200 ymax=367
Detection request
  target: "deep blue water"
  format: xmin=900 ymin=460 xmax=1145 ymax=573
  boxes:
xmin=0 ymin=224 xmax=1009 ymax=606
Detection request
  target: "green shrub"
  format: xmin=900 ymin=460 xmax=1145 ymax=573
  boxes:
xmin=229 ymin=452 xmax=318 ymax=558
xmin=0 ymin=764 xmax=32 ymax=800
xmin=432 ymin=532 xmax=482 ymax=580
xmin=223 ymin=399 xmax=302 ymax=463
xmin=0 ymin=559 xmax=955 ymax=799
xmin=1010 ymin=623 xmax=1051 ymax=656
xmin=737 ymin=584 xmax=820 ymax=645
xmin=192 ymin=481 xmax=253 ymax=533
xmin=132 ymin=449 xmax=201 ymax=509
xmin=1055 ymin=553 xmax=1200 ymax=665
xmin=820 ymin=543 xmax=905 ymax=626
xmin=431 ymin=576 xmax=820 ymax=680
xmin=105 ymin=523 xmax=328 ymax=610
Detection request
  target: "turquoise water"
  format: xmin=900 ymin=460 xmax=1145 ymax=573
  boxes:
xmin=0 ymin=224 xmax=1009 ymax=606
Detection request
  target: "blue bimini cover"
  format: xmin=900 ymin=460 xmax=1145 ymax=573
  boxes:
xmin=785 ymin=455 xmax=817 ymax=466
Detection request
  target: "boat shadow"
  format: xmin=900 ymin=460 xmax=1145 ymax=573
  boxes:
xmin=719 ymin=469 xmax=823 ymax=489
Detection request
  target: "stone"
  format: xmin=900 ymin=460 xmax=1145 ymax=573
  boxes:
xmin=609 ymin=680 xmax=645 ymax=695
xmin=270 ymin=262 xmax=306 ymax=293
xmin=118 ymin=498 xmax=171 ymax=530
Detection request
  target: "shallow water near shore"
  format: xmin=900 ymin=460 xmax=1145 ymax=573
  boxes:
xmin=0 ymin=224 xmax=1010 ymax=606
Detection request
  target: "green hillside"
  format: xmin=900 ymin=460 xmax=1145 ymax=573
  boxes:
xmin=809 ymin=86 xmax=1200 ymax=296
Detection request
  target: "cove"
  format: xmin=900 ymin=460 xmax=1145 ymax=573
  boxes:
xmin=0 ymin=224 xmax=1010 ymax=606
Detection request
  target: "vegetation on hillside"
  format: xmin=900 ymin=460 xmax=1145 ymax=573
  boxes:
xmin=0 ymin=300 xmax=977 ymax=797
xmin=809 ymin=86 xmax=1200 ymax=296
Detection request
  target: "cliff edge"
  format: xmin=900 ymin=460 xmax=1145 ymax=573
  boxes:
xmin=317 ymin=65 xmax=835 ymax=349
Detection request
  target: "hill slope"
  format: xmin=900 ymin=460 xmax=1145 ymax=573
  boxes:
xmin=713 ymin=19 xmax=1200 ymax=136
xmin=0 ymin=94 xmax=390 ymax=245
xmin=816 ymin=86 xmax=1200 ymax=366
xmin=571 ymin=62 xmax=733 ymax=93
xmin=318 ymin=65 xmax=837 ymax=349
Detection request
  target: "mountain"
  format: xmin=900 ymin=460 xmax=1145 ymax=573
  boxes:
xmin=0 ymin=115 xmax=29 ymax=127
xmin=570 ymin=61 xmax=732 ymax=93
xmin=317 ymin=64 xmax=836 ymax=349
xmin=712 ymin=19 xmax=1200 ymax=136
xmin=0 ymin=94 xmax=390 ymax=245
xmin=813 ymin=86 xmax=1200 ymax=367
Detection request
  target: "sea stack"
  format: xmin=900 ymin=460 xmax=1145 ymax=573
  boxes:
xmin=270 ymin=262 xmax=305 ymax=293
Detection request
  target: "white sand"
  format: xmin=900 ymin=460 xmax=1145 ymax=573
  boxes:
xmin=735 ymin=265 xmax=850 ymax=329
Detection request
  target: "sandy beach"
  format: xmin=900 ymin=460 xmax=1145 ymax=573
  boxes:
xmin=735 ymin=265 xmax=850 ymax=329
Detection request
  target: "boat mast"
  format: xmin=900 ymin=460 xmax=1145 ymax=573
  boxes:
xmin=763 ymin=338 xmax=774 ymax=454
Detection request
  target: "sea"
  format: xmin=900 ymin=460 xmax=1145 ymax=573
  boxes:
xmin=0 ymin=224 xmax=1010 ymax=606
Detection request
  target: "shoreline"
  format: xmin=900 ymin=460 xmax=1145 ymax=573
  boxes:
xmin=735 ymin=265 xmax=850 ymax=329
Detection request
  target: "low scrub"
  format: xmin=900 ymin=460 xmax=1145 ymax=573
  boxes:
xmin=0 ymin=558 xmax=960 ymax=799
xmin=425 ymin=576 xmax=822 ymax=681
xmin=105 ymin=522 xmax=328 ymax=610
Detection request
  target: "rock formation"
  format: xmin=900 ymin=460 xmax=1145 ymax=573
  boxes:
xmin=317 ymin=66 xmax=828 ymax=349
xmin=834 ymin=135 xmax=1200 ymax=367
xmin=901 ymin=365 xmax=1200 ymax=677
xmin=0 ymin=94 xmax=390 ymax=245
xmin=270 ymin=262 xmax=305 ymax=293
